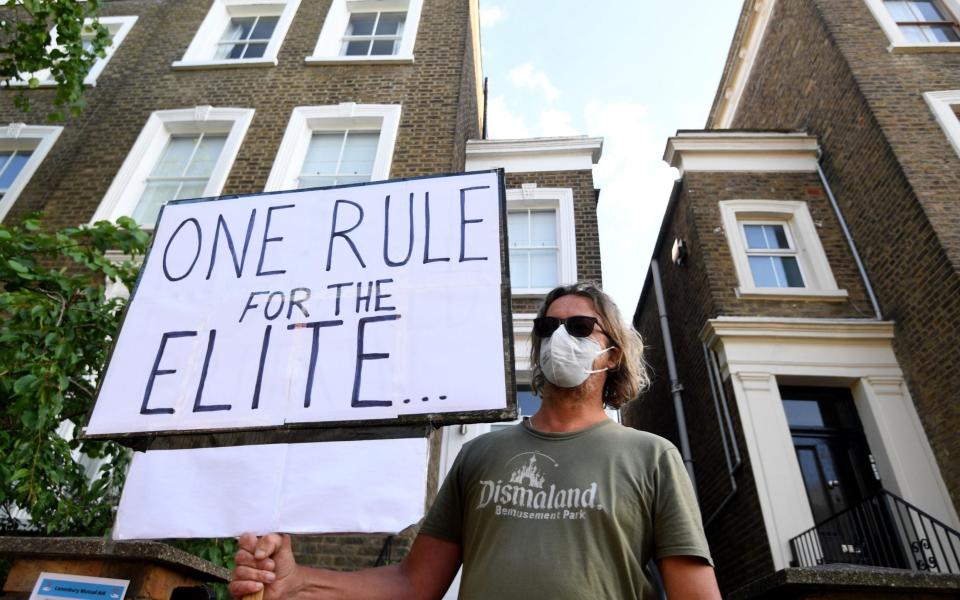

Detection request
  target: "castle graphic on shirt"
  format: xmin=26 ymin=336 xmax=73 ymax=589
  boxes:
xmin=476 ymin=451 xmax=602 ymax=521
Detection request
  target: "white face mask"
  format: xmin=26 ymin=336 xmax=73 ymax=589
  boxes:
xmin=539 ymin=324 xmax=613 ymax=388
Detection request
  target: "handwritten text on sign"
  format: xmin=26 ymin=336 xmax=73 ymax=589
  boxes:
xmin=86 ymin=171 xmax=506 ymax=435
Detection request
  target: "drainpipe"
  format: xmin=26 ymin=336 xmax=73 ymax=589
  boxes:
xmin=815 ymin=152 xmax=882 ymax=320
xmin=702 ymin=343 xmax=742 ymax=528
xmin=650 ymin=259 xmax=696 ymax=489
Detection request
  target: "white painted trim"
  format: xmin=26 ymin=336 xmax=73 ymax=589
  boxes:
xmin=307 ymin=0 xmax=423 ymax=63
xmin=0 ymin=124 xmax=63 ymax=222
xmin=713 ymin=0 xmax=776 ymax=128
xmin=92 ymin=106 xmax=255 ymax=224
xmin=663 ymin=131 xmax=819 ymax=175
xmin=172 ymin=0 xmax=301 ymax=69
xmin=465 ymin=136 xmax=603 ymax=173
xmin=924 ymin=90 xmax=960 ymax=158
xmin=264 ymin=103 xmax=401 ymax=192
xmin=863 ymin=0 xmax=960 ymax=53
xmin=512 ymin=312 xmax=535 ymax=375
xmin=505 ymin=185 xmax=577 ymax=295
xmin=719 ymin=199 xmax=846 ymax=298
xmin=702 ymin=317 xmax=960 ymax=570
xmin=16 ymin=16 xmax=138 ymax=87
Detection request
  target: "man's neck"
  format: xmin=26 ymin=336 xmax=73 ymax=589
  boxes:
xmin=530 ymin=381 xmax=609 ymax=433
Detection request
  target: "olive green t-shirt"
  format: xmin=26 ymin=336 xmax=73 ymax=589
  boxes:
xmin=420 ymin=419 xmax=712 ymax=600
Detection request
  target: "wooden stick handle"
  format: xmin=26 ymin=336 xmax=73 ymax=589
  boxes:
xmin=241 ymin=590 xmax=264 ymax=600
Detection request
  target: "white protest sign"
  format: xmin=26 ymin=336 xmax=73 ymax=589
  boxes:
xmin=86 ymin=171 xmax=508 ymax=436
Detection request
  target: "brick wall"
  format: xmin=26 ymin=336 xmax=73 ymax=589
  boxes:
xmin=722 ymin=0 xmax=960 ymax=510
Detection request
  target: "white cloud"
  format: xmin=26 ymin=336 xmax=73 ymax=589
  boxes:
xmin=584 ymin=101 xmax=679 ymax=317
xmin=539 ymin=109 xmax=578 ymax=136
xmin=508 ymin=63 xmax=560 ymax=104
xmin=480 ymin=5 xmax=505 ymax=28
xmin=486 ymin=95 xmax=531 ymax=139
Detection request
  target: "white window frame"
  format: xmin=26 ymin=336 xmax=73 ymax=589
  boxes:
xmin=0 ymin=124 xmax=63 ymax=222
xmin=864 ymin=0 xmax=960 ymax=52
xmin=740 ymin=221 xmax=807 ymax=289
xmin=306 ymin=0 xmax=423 ymax=65
xmin=720 ymin=199 xmax=847 ymax=300
xmin=264 ymin=103 xmax=401 ymax=192
xmin=92 ymin=106 xmax=255 ymax=224
xmin=16 ymin=16 xmax=138 ymax=87
xmin=506 ymin=185 xmax=577 ymax=296
xmin=172 ymin=0 xmax=301 ymax=69
xmin=924 ymin=90 xmax=960 ymax=157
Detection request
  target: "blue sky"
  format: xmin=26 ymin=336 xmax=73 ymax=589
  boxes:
xmin=479 ymin=0 xmax=744 ymax=316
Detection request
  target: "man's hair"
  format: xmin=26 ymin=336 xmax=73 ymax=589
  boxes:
xmin=530 ymin=282 xmax=649 ymax=409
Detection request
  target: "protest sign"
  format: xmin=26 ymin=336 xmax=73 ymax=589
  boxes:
xmin=84 ymin=170 xmax=515 ymax=439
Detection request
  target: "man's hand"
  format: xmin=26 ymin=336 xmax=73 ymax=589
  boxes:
xmin=229 ymin=533 xmax=299 ymax=600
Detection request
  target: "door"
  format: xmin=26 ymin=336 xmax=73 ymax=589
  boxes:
xmin=782 ymin=386 xmax=906 ymax=568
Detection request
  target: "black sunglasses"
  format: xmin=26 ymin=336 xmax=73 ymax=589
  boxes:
xmin=533 ymin=315 xmax=610 ymax=339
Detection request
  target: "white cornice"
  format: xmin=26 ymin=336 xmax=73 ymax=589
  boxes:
xmin=700 ymin=317 xmax=895 ymax=346
xmin=663 ymin=131 xmax=819 ymax=175
xmin=712 ymin=0 xmax=776 ymax=128
xmin=466 ymin=136 xmax=603 ymax=173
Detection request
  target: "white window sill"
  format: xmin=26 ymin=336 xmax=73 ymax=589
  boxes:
xmin=889 ymin=42 xmax=960 ymax=54
xmin=171 ymin=58 xmax=278 ymax=70
xmin=735 ymin=287 xmax=849 ymax=302
xmin=304 ymin=55 xmax=414 ymax=65
xmin=512 ymin=289 xmax=553 ymax=298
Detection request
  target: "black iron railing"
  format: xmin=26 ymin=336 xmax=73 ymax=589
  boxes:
xmin=790 ymin=490 xmax=960 ymax=573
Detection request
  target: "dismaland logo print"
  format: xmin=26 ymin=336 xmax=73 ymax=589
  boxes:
xmin=476 ymin=451 xmax=603 ymax=521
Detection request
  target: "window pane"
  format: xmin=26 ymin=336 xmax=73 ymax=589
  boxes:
xmin=185 ymin=135 xmax=226 ymax=177
xmin=336 ymin=175 xmax=369 ymax=186
xmin=133 ymin=181 xmax=179 ymax=225
xmin=517 ymin=390 xmax=541 ymax=417
xmin=251 ymin=16 xmax=279 ymax=40
xmin=900 ymin=24 xmax=930 ymax=41
xmin=768 ymin=225 xmax=789 ymax=249
xmin=507 ymin=212 xmax=529 ymax=246
xmin=370 ymin=40 xmax=397 ymax=55
xmin=509 ymin=251 xmax=529 ymax=287
xmin=0 ymin=152 xmax=31 ymax=189
xmin=176 ymin=182 xmax=206 ymax=200
xmin=885 ymin=0 xmax=916 ymax=21
xmin=339 ymin=132 xmax=378 ymax=177
xmin=152 ymin=137 xmax=198 ymax=177
xmin=344 ymin=40 xmax=370 ymax=55
xmin=226 ymin=18 xmax=255 ymax=41
xmin=744 ymin=224 xmax=768 ymax=249
xmin=303 ymin=133 xmax=344 ymax=176
xmin=529 ymin=249 xmax=558 ymax=288
xmin=781 ymin=256 xmax=805 ymax=287
xmin=927 ymin=25 xmax=960 ymax=41
xmin=529 ymin=210 xmax=557 ymax=246
xmin=298 ymin=175 xmax=337 ymax=189
xmin=242 ymin=42 xmax=267 ymax=58
xmin=347 ymin=13 xmax=376 ymax=36
xmin=783 ymin=399 xmax=825 ymax=428
xmin=910 ymin=0 xmax=947 ymax=21
xmin=376 ymin=12 xmax=405 ymax=35
xmin=749 ymin=255 xmax=779 ymax=287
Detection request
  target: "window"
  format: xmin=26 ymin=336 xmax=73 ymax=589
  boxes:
xmin=265 ymin=103 xmax=401 ymax=192
xmin=92 ymin=107 xmax=254 ymax=225
xmin=864 ymin=0 xmax=960 ymax=51
xmin=0 ymin=124 xmax=63 ymax=222
xmin=508 ymin=209 xmax=559 ymax=290
xmin=307 ymin=0 xmax=423 ymax=64
xmin=341 ymin=11 xmax=405 ymax=56
xmin=924 ymin=90 xmax=960 ymax=157
xmin=741 ymin=223 xmax=805 ymax=288
xmin=173 ymin=0 xmax=301 ymax=69
xmin=21 ymin=16 xmax=137 ymax=87
xmin=719 ymin=200 xmax=847 ymax=300
xmin=505 ymin=185 xmax=577 ymax=295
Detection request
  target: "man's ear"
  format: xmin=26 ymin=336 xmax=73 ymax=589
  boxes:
xmin=606 ymin=346 xmax=622 ymax=371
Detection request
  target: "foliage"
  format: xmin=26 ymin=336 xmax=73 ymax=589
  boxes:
xmin=0 ymin=0 xmax=110 ymax=120
xmin=0 ymin=216 xmax=148 ymax=534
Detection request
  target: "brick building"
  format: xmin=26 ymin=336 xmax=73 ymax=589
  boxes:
xmin=0 ymin=0 xmax=605 ymax=583
xmin=630 ymin=0 xmax=960 ymax=597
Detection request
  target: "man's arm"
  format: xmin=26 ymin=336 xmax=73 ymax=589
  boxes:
xmin=657 ymin=556 xmax=722 ymax=599
xmin=229 ymin=532 xmax=461 ymax=600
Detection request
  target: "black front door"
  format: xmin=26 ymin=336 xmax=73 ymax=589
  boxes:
xmin=782 ymin=386 xmax=906 ymax=567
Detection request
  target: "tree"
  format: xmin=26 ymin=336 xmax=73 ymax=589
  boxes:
xmin=0 ymin=0 xmax=110 ymax=120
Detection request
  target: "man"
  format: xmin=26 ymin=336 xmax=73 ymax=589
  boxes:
xmin=230 ymin=282 xmax=721 ymax=599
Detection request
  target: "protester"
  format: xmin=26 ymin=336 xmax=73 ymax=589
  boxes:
xmin=229 ymin=282 xmax=721 ymax=599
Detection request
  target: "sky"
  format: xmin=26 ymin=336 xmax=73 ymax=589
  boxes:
xmin=478 ymin=0 xmax=744 ymax=318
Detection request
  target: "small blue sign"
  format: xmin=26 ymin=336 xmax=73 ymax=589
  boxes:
xmin=37 ymin=578 xmax=125 ymax=600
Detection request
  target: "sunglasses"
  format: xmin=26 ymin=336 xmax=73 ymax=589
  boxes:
xmin=533 ymin=315 xmax=610 ymax=339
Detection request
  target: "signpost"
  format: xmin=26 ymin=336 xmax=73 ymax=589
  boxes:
xmin=82 ymin=170 xmax=516 ymax=539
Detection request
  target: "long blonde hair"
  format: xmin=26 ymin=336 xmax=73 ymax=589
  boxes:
xmin=530 ymin=282 xmax=649 ymax=409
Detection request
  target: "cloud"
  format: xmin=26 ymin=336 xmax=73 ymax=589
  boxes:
xmin=508 ymin=63 xmax=560 ymax=104
xmin=480 ymin=5 xmax=505 ymax=28
xmin=486 ymin=95 xmax=531 ymax=139
xmin=539 ymin=109 xmax=578 ymax=136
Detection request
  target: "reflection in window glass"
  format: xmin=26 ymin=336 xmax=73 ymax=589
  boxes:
xmin=0 ymin=151 xmax=33 ymax=198
xmin=742 ymin=222 xmax=805 ymax=288
xmin=508 ymin=209 xmax=558 ymax=289
xmin=216 ymin=16 xmax=279 ymax=59
xmin=341 ymin=11 xmax=406 ymax=56
xmin=885 ymin=0 xmax=960 ymax=42
xmin=783 ymin=399 xmax=825 ymax=428
xmin=299 ymin=130 xmax=379 ymax=188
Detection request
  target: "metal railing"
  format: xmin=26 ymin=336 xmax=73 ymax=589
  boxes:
xmin=790 ymin=490 xmax=960 ymax=574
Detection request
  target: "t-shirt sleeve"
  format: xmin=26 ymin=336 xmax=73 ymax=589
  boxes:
xmin=652 ymin=447 xmax=714 ymax=566
xmin=418 ymin=447 xmax=466 ymax=544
